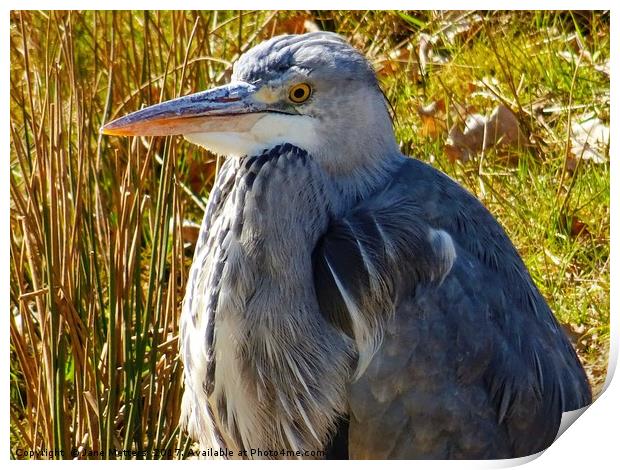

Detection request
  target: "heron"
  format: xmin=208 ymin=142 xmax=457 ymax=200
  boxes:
xmin=102 ymin=32 xmax=591 ymax=459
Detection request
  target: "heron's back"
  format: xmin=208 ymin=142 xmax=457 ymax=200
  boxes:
xmin=328 ymin=158 xmax=592 ymax=458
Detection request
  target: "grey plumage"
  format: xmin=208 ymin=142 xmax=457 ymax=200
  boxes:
xmin=182 ymin=143 xmax=352 ymax=454
xmin=340 ymin=158 xmax=590 ymax=457
xmin=103 ymin=31 xmax=591 ymax=460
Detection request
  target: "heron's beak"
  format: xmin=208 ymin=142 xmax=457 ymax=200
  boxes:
xmin=100 ymin=82 xmax=267 ymax=137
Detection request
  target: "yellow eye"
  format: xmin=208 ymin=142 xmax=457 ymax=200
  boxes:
xmin=288 ymin=83 xmax=312 ymax=104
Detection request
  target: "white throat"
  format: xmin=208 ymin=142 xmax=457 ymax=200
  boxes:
xmin=184 ymin=113 xmax=318 ymax=158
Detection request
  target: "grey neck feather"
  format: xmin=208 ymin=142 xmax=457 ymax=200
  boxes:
xmin=182 ymin=144 xmax=360 ymax=455
xmin=311 ymin=84 xmax=403 ymax=213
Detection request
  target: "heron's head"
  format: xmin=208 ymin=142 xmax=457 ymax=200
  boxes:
xmin=102 ymin=32 xmax=399 ymax=176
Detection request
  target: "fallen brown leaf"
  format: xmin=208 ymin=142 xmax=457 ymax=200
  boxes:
xmin=570 ymin=216 xmax=592 ymax=239
xmin=558 ymin=213 xmax=593 ymax=240
xmin=444 ymin=144 xmax=464 ymax=163
xmin=417 ymin=99 xmax=447 ymax=138
xmin=445 ymin=104 xmax=526 ymax=162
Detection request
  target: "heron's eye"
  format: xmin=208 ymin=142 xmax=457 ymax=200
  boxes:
xmin=288 ymin=83 xmax=312 ymax=104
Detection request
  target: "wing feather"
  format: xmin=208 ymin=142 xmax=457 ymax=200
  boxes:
xmin=314 ymin=158 xmax=591 ymax=458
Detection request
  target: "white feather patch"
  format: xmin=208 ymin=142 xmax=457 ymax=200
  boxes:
xmin=428 ymin=228 xmax=457 ymax=283
xmin=184 ymin=113 xmax=318 ymax=158
xmin=325 ymin=256 xmax=381 ymax=380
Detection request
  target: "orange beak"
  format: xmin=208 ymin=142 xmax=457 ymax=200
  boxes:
xmin=101 ymin=81 xmax=266 ymax=137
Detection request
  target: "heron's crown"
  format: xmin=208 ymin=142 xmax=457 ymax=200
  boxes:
xmin=232 ymin=32 xmax=377 ymax=86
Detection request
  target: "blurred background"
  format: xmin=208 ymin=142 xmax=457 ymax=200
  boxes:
xmin=9 ymin=10 xmax=609 ymax=459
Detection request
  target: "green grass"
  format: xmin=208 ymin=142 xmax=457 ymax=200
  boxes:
xmin=10 ymin=11 xmax=609 ymax=459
